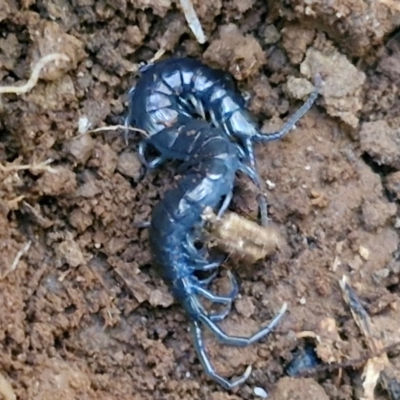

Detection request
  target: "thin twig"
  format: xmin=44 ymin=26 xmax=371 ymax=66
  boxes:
xmin=86 ymin=125 xmax=148 ymax=138
xmin=149 ymin=48 xmax=166 ymax=64
xmin=2 ymin=241 xmax=32 ymax=280
xmin=0 ymin=53 xmax=70 ymax=95
xmin=340 ymin=276 xmax=392 ymax=400
xmin=0 ymin=158 xmax=57 ymax=173
xmin=179 ymin=0 xmax=206 ymax=44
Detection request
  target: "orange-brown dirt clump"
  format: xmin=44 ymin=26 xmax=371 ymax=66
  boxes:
xmin=1 ymin=0 xmax=400 ymax=399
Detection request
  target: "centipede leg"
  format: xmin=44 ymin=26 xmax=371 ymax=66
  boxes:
xmin=216 ymin=191 xmax=233 ymax=218
xmin=138 ymin=141 xmax=166 ymax=169
xmin=192 ymin=292 xmax=232 ymax=322
xmin=184 ymin=233 xmax=207 ymax=258
xmin=195 ymin=271 xmax=237 ymax=321
xmin=199 ymin=303 xmax=287 ymax=347
xmin=197 ymin=270 xmax=218 ymax=287
xmin=208 ymin=304 xmax=232 ymax=322
xmin=191 ymin=321 xmax=253 ymax=390
xmin=194 ymin=260 xmax=223 ymax=271
xmin=184 ymin=235 xmax=226 ymax=270
xmin=192 ymin=277 xmax=238 ymax=304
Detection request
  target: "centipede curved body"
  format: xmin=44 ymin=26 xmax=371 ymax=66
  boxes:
xmin=147 ymin=118 xmax=286 ymax=389
xmin=127 ymin=57 xmax=319 ymax=224
xmin=125 ymin=57 xmax=318 ymax=389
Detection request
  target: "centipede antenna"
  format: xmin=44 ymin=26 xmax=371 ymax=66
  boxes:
xmin=255 ymin=74 xmax=321 ymax=142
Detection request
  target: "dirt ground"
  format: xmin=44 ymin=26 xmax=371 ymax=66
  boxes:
xmin=1 ymin=0 xmax=400 ymax=399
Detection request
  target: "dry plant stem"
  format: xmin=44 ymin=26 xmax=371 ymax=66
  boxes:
xmin=2 ymin=241 xmax=32 ymax=280
xmin=340 ymin=276 xmax=393 ymax=400
xmin=0 ymin=373 xmax=16 ymax=400
xmin=0 ymin=158 xmax=57 ymax=173
xmin=86 ymin=125 xmax=149 ymax=138
xmin=6 ymin=195 xmax=25 ymax=211
xmin=149 ymin=48 xmax=166 ymax=63
xmin=202 ymin=207 xmax=281 ymax=262
xmin=0 ymin=53 xmax=70 ymax=95
xmin=179 ymin=0 xmax=206 ymax=44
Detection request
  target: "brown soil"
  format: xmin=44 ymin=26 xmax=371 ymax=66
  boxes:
xmin=1 ymin=1 xmax=400 ymax=399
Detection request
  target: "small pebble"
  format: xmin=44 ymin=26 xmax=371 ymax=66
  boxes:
xmin=78 ymin=115 xmax=91 ymax=134
xmin=266 ymin=179 xmax=276 ymax=189
xmin=117 ymin=151 xmax=142 ymax=180
xmin=254 ymin=386 xmax=268 ymax=398
xmin=63 ymin=133 xmax=95 ymax=164
xmin=358 ymin=245 xmax=370 ymax=260
xmin=263 ymin=24 xmax=281 ymax=44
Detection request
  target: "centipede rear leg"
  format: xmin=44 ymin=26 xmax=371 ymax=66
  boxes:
xmin=199 ymin=303 xmax=287 ymax=347
xmin=192 ymin=290 xmax=234 ymax=322
xmin=208 ymin=304 xmax=233 ymax=322
xmin=193 ymin=271 xmax=238 ymax=323
xmin=191 ymin=321 xmax=252 ymax=390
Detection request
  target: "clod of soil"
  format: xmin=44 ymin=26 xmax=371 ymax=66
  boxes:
xmin=1 ymin=1 xmax=400 ymax=399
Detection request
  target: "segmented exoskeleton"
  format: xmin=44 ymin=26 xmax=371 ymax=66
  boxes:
xmin=126 ymin=57 xmax=319 ymax=224
xmin=147 ymin=118 xmax=287 ymax=389
xmin=125 ymin=57 xmax=318 ymax=389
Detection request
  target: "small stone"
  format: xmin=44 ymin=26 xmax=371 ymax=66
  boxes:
xmin=117 ymin=151 xmax=142 ymax=180
xmin=235 ymin=296 xmax=255 ymax=318
xmin=358 ymin=245 xmax=370 ymax=260
xmin=149 ymin=289 xmax=174 ymax=308
xmin=263 ymin=24 xmax=280 ymax=44
xmin=254 ymin=386 xmax=268 ymax=398
xmin=78 ymin=116 xmax=91 ymax=134
xmin=56 ymin=236 xmax=85 ymax=268
xmin=63 ymin=133 xmax=95 ymax=164
xmin=36 ymin=167 xmax=77 ymax=196
xmin=348 ymin=255 xmax=362 ymax=271
xmin=266 ymin=179 xmax=276 ymax=189
xmin=373 ymin=268 xmax=390 ymax=284
xmin=286 ymin=76 xmax=315 ymax=100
